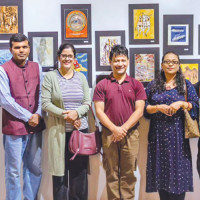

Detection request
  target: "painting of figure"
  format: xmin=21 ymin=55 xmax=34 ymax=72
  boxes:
xmin=74 ymin=53 xmax=88 ymax=79
xmin=181 ymin=63 xmax=198 ymax=84
xmin=0 ymin=49 xmax=12 ymax=65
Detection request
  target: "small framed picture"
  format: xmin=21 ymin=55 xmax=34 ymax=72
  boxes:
xmin=61 ymin=4 xmax=91 ymax=45
xmin=95 ymin=30 xmax=125 ymax=71
xmin=129 ymin=4 xmax=159 ymax=45
xmin=0 ymin=43 xmax=12 ymax=65
xmin=180 ymin=59 xmax=200 ymax=84
xmin=28 ymin=32 xmax=58 ymax=72
xmin=163 ymin=15 xmax=193 ymax=55
xmin=129 ymin=48 xmax=160 ymax=87
xmin=74 ymin=48 xmax=92 ymax=88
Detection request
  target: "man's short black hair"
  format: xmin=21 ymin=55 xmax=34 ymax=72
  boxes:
xmin=109 ymin=45 xmax=129 ymax=61
xmin=10 ymin=33 xmax=30 ymax=48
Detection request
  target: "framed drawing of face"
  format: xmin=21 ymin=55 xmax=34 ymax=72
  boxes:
xmin=28 ymin=32 xmax=58 ymax=72
xmin=0 ymin=0 xmax=23 ymax=40
xmin=95 ymin=30 xmax=125 ymax=71
xmin=61 ymin=4 xmax=91 ymax=45
xmin=0 ymin=43 xmax=12 ymax=65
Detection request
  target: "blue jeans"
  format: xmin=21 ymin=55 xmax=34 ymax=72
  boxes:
xmin=3 ymin=133 xmax=42 ymax=200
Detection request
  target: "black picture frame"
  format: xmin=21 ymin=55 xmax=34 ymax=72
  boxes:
xmin=0 ymin=43 xmax=12 ymax=65
xmin=95 ymin=30 xmax=125 ymax=71
xmin=129 ymin=47 xmax=160 ymax=87
xmin=0 ymin=0 xmax=23 ymax=40
xmin=180 ymin=59 xmax=200 ymax=84
xmin=75 ymin=48 xmax=92 ymax=88
xmin=163 ymin=15 xmax=193 ymax=55
xmin=28 ymin=32 xmax=58 ymax=72
xmin=61 ymin=4 xmax=91 ymax=45
xmin=129 ymin=4 xmax=159 ymax=45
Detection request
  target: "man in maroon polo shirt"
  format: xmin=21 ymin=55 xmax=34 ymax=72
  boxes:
xmin=93 ymin=45 xmax=146 ymax=200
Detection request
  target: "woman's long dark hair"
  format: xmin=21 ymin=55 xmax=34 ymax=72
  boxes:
xmin=150 ymin=51 xmax=185 ymax=95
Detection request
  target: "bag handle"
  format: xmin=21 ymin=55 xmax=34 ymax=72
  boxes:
xmin=184 ymin=81 xmax=188 ymax=102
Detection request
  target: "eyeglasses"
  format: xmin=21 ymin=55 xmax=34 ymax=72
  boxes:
xmin=60 ymin=54 xmax=74 ymax=60
xmin=163 ymin=60 xmax=179 ymax=65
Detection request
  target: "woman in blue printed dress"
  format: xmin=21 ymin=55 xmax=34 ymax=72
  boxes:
xmin=145 ymin=51 xmax=199 ymax=200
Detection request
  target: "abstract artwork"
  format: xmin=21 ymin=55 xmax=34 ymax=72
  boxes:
xmin=0 ymin=43 xmax=12 ymax=65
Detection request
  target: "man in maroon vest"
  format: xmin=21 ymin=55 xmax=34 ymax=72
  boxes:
xmin=0 ymin=33 xmax=44 ymax=200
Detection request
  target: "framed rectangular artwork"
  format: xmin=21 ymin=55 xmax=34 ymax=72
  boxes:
xmin=28 ymin=32 xmax=58 ymax=72
xmin=61 ymin=4 xmax=91 ymax=45
xmin=129 ymin=4 xmax=159 ymax=45
xmin=180 ymin=59 xmax=200 ymax=84
xmin=95 ymin=30 xmax=125 ymax=71
xmin=0 ymin=43 xmax=12 ymax=65
xmin=0 ymin=0 xmax=23 ymax=40
xmin=163 ymin=15 xmax=193 ymax=55
xmin=74 ymin=48 xmax=92 ymax=88
xmin=129 ymin=48 xmax=160 ymax=87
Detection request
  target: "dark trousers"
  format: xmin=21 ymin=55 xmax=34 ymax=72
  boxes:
xmin=52 ymin=129 xmax=88 ymax=200
xmin=158 ymin=190 xmax=185 ymax=200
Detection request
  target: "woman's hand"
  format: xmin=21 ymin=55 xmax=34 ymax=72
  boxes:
xmin=73 ymin=119 xmax=81 ymax=129
xmin=157 ymin=104 xmax=172 ymax=116
xmin=169 ymin=101 xmax=183 ymax=115
xmin=63 ymin=110 xmax=78 ymax=123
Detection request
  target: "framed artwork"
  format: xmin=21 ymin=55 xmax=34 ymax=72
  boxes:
xmin=61 ymin=4 xmax=91 ymax=45
xmin=129 ymin=48 xmax=160 ymax=87
xmin=0 ymin=0 xmax=23 ymax=40
xmin=28 ymin=32 xmax=58 ymax=72
xmin=129 ymin=4 xmax=159 ymax=45
xmin=163 ymin=15 xmax=193 ymax=55
xmin=74 ymin=48 xmax=92 ymax=88
xmin=95 ymin=30 xmax=125 ymax=71
xmin=180 ymin=59 xmax=200 ymax=84
xmin=0 ymin=43 xmax=12 ymax=65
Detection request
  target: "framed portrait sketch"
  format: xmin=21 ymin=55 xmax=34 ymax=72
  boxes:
xmin=129 ymin=4 xmax=159 ymax=45
xmin=0 ymin=0 xmax=23 ymax=40
xmin=163 ymin=15 xmax=193 ymax=55
xmin=0 ymin=43 xmax=12 ymax=65
xmin=74 ymin=48 xmax=92 ymax=88
xmin=95 ymin=30 xmax=125 ymax=71
xmin=28 ymin=32 xmax=58 ymax=72
xmin=129 ymin=48 xmax=160 ymax=87
xmin=180 ymin=59 xmax=200 ymax=84
xmin=61 ymin=4 xmax=91 ymax=45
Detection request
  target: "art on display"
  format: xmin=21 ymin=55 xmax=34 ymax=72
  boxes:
xmin=163 ymin=15 xmax=193 ymax=55
xmin=129 ymin=48 xmax=160 ymax=87
xmin=95 ymin=31 xmax=125 ymax=71
xmin=129 ymin=4 xmax=159 ymax=44
xmin=74 ymin=48 xmax=92 ymax=88
xmin=28 ymin=32 xmax=58 ymax=72
xmin=61 ymin=4 xmax=91 ymax=45
xmin=96 ymin=74 xmax=110 ymax=84
xmin=0 ymin=0 xmax=23 ymax=40
xmin=180 ymin=59 xmax=200 ymax=84
xmin=0 ymin=43 xmax=12 ymax=65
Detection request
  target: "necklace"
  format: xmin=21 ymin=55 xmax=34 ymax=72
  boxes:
xmin=165 ymin=79 xmax=176 ymax=90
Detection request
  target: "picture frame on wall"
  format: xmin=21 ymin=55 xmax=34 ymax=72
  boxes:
xmin=0 ymin=0 xmax=23 ymax=40
xmin=28 ymin=32 xmax=58 ymax=72
xmin=95 ymin=30 xmax=125 ymax=71
xmin=180 ymin=59 xmax=200 ymax=84
xmin=163 ymin=15 xmax=193 ymax=55
xmin=129 ymin=4 xmax=159 ymax=45
xmin=0 ymin=43 xmax=12 ymax=65
xmin=61 ymin=4 xmax=91 ymax=45
xmin=75 ymin=48 xmax=92 ymax=88
xmin=129 ymin=48 xmax=160 ymax=87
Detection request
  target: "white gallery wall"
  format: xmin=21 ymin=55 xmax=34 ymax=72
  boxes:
xmin=0 ymin=0 xmax=200 ymax=199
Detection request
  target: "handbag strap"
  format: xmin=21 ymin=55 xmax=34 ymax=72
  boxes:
xmin=85 ymin=104 xmax=98 ymax=126
xmin=184 ymin=81 xmax=188 ymax=102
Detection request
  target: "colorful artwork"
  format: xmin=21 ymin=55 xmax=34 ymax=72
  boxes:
xmin=32 ymin=37 xmax=54 ymax=67
xmin=0 ymin=49 xmax=12 ymax=65
xmin=135 ymin=54 xmax=155 ymax=82
xmin=181 ymin=63 xmax=198 ymax=84
xmin=168 ymin=25 xmax=189 ymax=45
xmin=133 ymin=9 xmax=154 ymax=40
xmin=0 ymin=6 xmax=18 ymax=34
xmin=99 ymin=36 xmax=121 ymax=66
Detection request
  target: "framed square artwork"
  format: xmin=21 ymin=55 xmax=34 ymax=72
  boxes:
xmin=28 ymin=32 xmax=58 ymax=72
xmin=61 ymin=4 xmax=91 ymax=45
xmin=129 ymin=48 xmax=160 ymax=87
xmin=74 ymin=48 xmax=92 ymax=88
xmin=163 ymin=15 xmax=193 ymax=55
xmin=0 ymin=0 xmax=23 ymax=40
xmin=129 ymin=4 xmax=159 ymax=45
xmin=0 ymin=43 xmax=12 ymax=65
xmin=95 ymin=30 xmax=125 ymax=71
xmin=180 ymin=59 xmax=200 ymax=84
